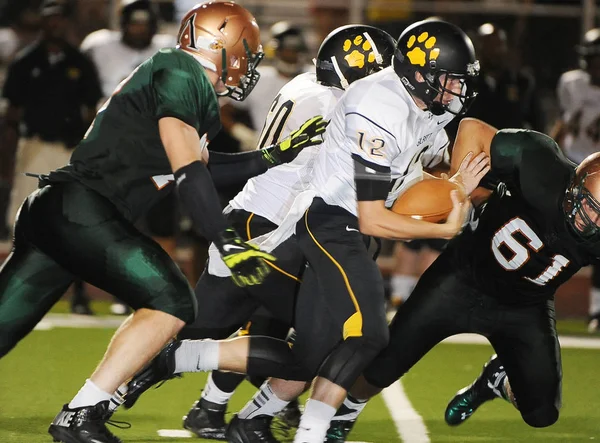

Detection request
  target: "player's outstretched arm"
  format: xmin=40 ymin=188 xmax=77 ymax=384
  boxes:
xmin=207 ymin=115 xmax=328 ymax=188
xmin=159 ymin=117 xmax=274 ymax=287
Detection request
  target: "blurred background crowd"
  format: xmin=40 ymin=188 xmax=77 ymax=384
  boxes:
xmin=0 ymin=0 xmax=597 ymax=321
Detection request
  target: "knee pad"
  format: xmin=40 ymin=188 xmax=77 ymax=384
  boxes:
xmin=247 ymin=336 xmax=312 ymax=381
xmin=521 ymin=404 xmax=559 ymax=428
xmin=319 ymin=335 xmax=388 ymax=391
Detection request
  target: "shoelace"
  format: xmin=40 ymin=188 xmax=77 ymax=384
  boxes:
xmin=106 ymin=418 xmax=132 ymax=430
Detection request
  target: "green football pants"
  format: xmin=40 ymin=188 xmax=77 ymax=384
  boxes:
xmin=0 ymin=181 xmax=196 ymax=358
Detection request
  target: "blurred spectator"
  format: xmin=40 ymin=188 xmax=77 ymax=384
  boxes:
xmin=1 ymin=0 xmax=102 ymax=313
xmin=308 ymin=0 xmax=349 ymax=44
xmin=551 ymin=28 xmax=600 ymax=333
xmin=221 ymin=21 xmax=311 ymax=152
xmin=80 ymin=0 xmax=175 ymax=99
xmin=80 ymin=0 xmax=177 ymax=315
xmin=463 ymin=22 xmax=545 ymax=132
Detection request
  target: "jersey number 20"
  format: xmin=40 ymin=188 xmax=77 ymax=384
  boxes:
xmin=491 ymin=217 xmax=569 ymax=286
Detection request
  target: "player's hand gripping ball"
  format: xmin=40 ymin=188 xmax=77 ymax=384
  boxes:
xmin=392 ymin=178 xmax=467 ymax=223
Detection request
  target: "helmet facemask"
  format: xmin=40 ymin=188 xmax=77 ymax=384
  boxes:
xmin=218 ymin=39 xmax=264 ymax=101
xmin=564 ymin=173 xmax=600 ymax=241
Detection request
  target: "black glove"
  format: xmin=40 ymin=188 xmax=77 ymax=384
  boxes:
xmin=214 ymin=228 xmax=276 ymax=287
xmin=262 ymin=115 xmax=329 ymax=167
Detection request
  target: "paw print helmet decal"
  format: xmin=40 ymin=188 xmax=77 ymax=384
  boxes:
xmin=394 ymin=19 xmax=479 ymax=116
xmin=315 ymin=24 xmax=396 ymax=90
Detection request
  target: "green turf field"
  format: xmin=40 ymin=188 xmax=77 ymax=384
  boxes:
xmin=1 ymin=319 xmax=599 ymax=443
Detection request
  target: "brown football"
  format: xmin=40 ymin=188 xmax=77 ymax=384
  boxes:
xmin=391 ymin=178 xmax=467 ymax=223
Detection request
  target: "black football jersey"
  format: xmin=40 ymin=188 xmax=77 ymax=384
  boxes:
xmin=448 ymin=129 xmax=599 ymax=305
xmin=43 ymin=48 xmax=221 ymax=222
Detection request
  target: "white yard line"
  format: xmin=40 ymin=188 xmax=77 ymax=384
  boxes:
xmin=381 ymin=380 xmax=430 ymax=443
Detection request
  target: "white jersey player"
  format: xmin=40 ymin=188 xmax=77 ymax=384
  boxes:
xmin=80 ymin=1 xmax=175 ymax=98
xmin=182 ymin=25 xmax=399 ymax=441
xmin=224 ymin=20 xmax=486 ymax=443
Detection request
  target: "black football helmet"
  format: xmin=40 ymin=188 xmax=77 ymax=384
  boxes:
xmin=315 ymin=24 xmax=396 ymax=90
xmin=394 ymin=19 xmax=479 ymax=116
xmin=564 ymin=152 xmax=600 ymax=242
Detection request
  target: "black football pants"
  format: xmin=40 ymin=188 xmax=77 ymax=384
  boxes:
xmin=363 ymin=252 xmax=562 ymax=426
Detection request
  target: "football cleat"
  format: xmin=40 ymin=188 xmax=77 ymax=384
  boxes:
xmin=183 ymin=398 xmax=227 ymax=440
xmin=226 ymin=415 xmax=279 ymax=443
xmin=276 ymin=398 xmax=301 ymax=429
xmin=123 ymin=340 xmax=181 ymax=409
xmin=48 ymin=400 xmax=129 ymax=443
xmin=444 ymin=354 xmax=505 ymax=426
xmin=324 ymin=419 xmax=355 ymax=443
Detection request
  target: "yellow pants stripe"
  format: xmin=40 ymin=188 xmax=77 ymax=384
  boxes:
xmin=303 ymin=210 xmax=363 ymax=339
xmin=246 ymin=211 xmax=301 ymax=284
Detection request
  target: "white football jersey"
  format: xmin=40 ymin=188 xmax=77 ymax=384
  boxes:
xmin=557 ymin=69 xmax=600 ymax=164
xmin=80 ymin=29 xmax=176 ymax=97
xmin=229 ymin=65 xmax=314 ymax=132
xmin=229 ymin=72 xmax=343 ymax=224
xmin=310 ymin=66 xmax=451 ymax=216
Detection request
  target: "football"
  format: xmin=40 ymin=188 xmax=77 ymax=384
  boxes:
xmin=391 ymin=178 xmax=467 ymax=223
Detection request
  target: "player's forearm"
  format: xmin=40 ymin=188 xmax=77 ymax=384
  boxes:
xmin=358 ymin=203 xmax=455 ymax=240
xmin=208 ymin=150 xmax=269 ymax=188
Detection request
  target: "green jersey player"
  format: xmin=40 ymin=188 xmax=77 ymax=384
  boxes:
xmin=0 ymin=2 xmax=325 ymax=443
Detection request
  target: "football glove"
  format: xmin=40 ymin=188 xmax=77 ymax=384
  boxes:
xmin=262 ymin=115 xmax=329 ymax=166
xmin=214 ymin=228 xmax=276 ymax=287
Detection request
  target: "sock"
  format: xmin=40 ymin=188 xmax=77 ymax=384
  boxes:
xmin=238 ymin=380 xmax=290 ymax=419
xmin=589 ymin=288 xmax=600 ymax=317
xmin=390 ymin=275 xmax=417 ymax=302
xmin=108 ymin=383 xmax=128 ymax=412
xmin=68 ymin=379 xmax=112 ymax=409
xmin=333 ymin=394 xmax=367 ymax=420
xmin=174 ymin=339 xmax=220 ymax=373
xmin=201 ymin=372 xmax=236 ymax=405
xmin=293 ymin=399 xmax=336 ymax=443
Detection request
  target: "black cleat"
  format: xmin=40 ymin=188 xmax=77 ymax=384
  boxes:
xmin=276 ymin=399 xmax=301 ymax=429
xmin=226 ymin=415 xmax=280 ymax=443
xmin=123 ymin=340 xmax=181 ymax=409
xmin=183 ymin=398 xmax=227 ymax=440
xmin=444 ymin=354 xmax=505 ymax=426
xmin=324 ymin=419 xmax=355 ymax=443
xmin=48 ymin=401 xmax=129 ymax=443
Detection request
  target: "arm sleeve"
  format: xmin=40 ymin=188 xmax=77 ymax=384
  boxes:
xmin=153 ymin=67 xmax=201 ymax=130
xmin=207 ymin=150 xmax=269 ymax=188
xmin=174 ymin=160 xmax=229 ymax=242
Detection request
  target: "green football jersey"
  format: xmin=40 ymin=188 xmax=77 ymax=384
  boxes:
xmin=45 ymin=48 xmax=221 ymax=221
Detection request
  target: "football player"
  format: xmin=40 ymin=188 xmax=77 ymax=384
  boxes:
xmin=325 ymin=118 xmax=596 ymax=439
xmin=121 ymin=24 xmax=398 ymax=442
xmin=551 ymin=28 xmax=600 ymax=332
xmin=122 ymin=19 xmax=486 ymax=443
xmin=0 ymin=3 xmax=326 ymax=443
